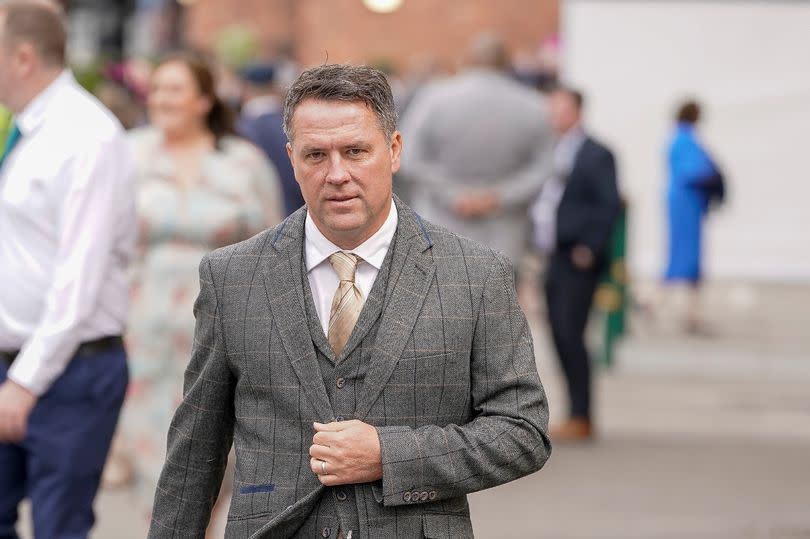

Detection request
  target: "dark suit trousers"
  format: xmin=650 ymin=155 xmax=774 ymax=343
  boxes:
xmin=0 ymin=345 xmax=128 ymax=539
xmin=544 ymin=252 xmax=600 ymax=420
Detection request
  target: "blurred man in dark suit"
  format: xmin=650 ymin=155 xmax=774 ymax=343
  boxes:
xmin=238 ymin=62 xmax=304 ymax=216
xmin=531 ymin=86 xmax=620 ymax=441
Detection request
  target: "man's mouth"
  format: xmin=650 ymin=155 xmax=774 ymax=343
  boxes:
xmin=327 ymin=195 xmax=357 ymax=202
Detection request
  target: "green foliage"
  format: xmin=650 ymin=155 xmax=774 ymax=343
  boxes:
xmin=72 ymin=62 xmax=105 ymax=94
xmin=214 ymin=25 xmax=259 ymax=69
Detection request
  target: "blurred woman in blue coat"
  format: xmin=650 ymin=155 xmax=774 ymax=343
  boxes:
xmin=665 ymin=100 xmax=724 ymax=332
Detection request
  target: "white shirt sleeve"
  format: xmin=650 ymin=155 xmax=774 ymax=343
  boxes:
xmin=8 ymin=134 xmax=131 ymax=396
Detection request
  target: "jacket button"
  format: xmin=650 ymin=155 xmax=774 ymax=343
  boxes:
xmin=403 ymin=492 xmax=412 ymax=502
xmin=321 ymin=527 xmax=331 ymax=537
xmin=428 ymin=490 xmax=437 ymax=500
xmin=336 ymin=377 xmax=346 ymax=389
xmin=336 ymin=490 xmax=347 ymax=501
xmin=335 ymin=415 xmax=345 ymax=422
xmin=419 ymin=491 xmax=429 ymax=501
xmin=411 ymin=490 xmax=421 ymax=502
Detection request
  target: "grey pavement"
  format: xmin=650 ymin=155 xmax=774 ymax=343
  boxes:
xmin=17 ymin=281 xmax=810 ymax=538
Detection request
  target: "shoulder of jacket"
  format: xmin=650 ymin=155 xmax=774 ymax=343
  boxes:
xmin=204 ymin=226 xmax=280 ymax=273
xmin=421 ymin=220 xmax=507 ymax=273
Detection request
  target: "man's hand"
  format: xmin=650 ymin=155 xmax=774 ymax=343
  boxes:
xmin=454 ymin=192 xmax=500 ymax=218
xmin=571 ymin=245 xmax=595 ymax=270
xmin=0 ymin=380 xmax=37 ymax=443
xmin=309 ymin=420 xmax=383 ymax=486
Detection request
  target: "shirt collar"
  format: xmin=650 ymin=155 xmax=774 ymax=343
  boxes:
xmin=304 ymin=200 xmax=398 ymax=273
xmin=557 ymin=125 xmax=587 ymax=149
xmin=15 ymin=70 xmax=73 ymax=136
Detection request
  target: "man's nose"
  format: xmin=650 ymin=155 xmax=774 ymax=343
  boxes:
xmin=325 ymin=154 xmax=350 ymax=184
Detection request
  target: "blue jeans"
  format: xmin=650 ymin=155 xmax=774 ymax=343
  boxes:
xmin=0 ymin=343 xmax=128 ymax=539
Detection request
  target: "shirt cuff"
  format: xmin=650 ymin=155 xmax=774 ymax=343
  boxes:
xmin=7 ymin=361 xmax=45 ymax=395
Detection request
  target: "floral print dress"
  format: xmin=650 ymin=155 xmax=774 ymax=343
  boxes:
xmin=123 ymin=127 xmax=284 ymax=508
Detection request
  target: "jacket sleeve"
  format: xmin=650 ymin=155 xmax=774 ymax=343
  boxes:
xmin=672 ymin=138 xmax=717 ymax=186
xmin=397 ymin=88 xmax=461 ymax=209
xmin=375 ymin=254 xmax=551 ymax=507
xmin=148 ymin=255 xmax=235 ymax=538
xmin=488 ymin=120 xmax=555 ymax=210
xmin=579 ymin=148 xmax=621 ymax=256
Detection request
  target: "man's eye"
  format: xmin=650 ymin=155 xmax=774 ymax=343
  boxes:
xmin=347 ymin=148 xmax=365 ymax=156
xmin=307 ymin=152 xmax=324 ymax=160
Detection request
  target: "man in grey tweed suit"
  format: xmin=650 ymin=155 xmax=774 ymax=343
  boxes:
xmin=149 ymin=64 xmax=551 ymax=539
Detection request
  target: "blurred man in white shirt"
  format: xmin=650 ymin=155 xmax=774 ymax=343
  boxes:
xmin=0 ymin=2 xmax=135 ymax=537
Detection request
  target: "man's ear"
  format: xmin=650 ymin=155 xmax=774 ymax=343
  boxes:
xmin=389 ymin=131 xmax=402 ymax=174
xmin=287 ymin=141 xmax=303 ymax=186
xmin=13 ymin=42 xmax=38 ymax=77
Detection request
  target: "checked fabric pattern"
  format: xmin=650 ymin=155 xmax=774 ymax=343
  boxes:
xmin=147 ymin=197 xmax=551 ymax=539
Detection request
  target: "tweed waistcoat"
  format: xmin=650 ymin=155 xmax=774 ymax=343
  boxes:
xmin=292 ymin=229 xmax=397 ymax=537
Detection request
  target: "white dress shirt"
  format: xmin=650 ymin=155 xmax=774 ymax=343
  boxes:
xmin=305 ymin=201 xmax=398 ymax=334
xmin=0 ymin=71 xmax=136 ymax=395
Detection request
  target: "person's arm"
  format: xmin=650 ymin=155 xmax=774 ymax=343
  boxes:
xmin=674 ymin=139 xmax=717 ymax=186
xmin=148 ymin=255 xmax=235 ymax=538
xmin=245 ymin=144 xmax=285 ymax=232
xmin=374 ymin=254 xmax=551 ymax=506
xmin=397 ymin=88 xmax=461 ymax=209
xmin=486 ymin=119 xmax=555 ymax=211
xmin=7 ymin=134 xmax=132 ymax=396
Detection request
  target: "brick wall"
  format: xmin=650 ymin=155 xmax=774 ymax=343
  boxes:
xmin=185 ymin=0 xmax=558 ymax=72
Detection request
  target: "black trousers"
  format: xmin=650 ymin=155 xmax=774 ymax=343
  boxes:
xmin=544 ymin=252 xmax=600 ymax=420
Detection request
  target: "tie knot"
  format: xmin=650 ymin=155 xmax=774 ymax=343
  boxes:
xmin=328 ymin=251 xmax=361 ymax=283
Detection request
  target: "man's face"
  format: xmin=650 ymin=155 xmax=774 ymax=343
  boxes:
xmin=0 ymin=16 xmax=36 ymax=111
xmin=287 ymin=98 xmax=402 ymax=249
xmin=548 ymin=90 xmax=581 ymax=136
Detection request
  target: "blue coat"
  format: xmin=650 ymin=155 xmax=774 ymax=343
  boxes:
xmin=665 ymin=123 xmax=718 ymax=283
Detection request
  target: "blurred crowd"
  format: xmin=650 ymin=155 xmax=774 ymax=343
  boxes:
xmin=0 ymin=1 xmax=727 ymax=537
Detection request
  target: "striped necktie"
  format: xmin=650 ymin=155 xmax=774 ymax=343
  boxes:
xmin=0 ymin=123 xmax=22 ymax=170
xmin=327 ymin=251 xmax=365 ymax=357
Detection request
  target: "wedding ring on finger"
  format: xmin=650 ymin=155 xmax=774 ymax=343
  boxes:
xmin=321 ymin=460 xmax=327 ymax=475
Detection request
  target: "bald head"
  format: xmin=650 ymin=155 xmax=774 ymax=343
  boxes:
xmin=0 ymin=0 xmax=66 ymax=67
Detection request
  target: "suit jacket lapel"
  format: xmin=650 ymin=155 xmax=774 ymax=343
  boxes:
xmin=301 ymin=267 xmax=336 ymax=363
xmin=355 ymin=200 xmax=436 ymax=420
xmin=263 ymin=207 xmax=334 ymax=421
xmin=566 ymin=136 xmax=592 ymax=183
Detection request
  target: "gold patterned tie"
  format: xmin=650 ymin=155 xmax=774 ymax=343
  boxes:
xmin=327 ymin=252 xmax=364 ymax=357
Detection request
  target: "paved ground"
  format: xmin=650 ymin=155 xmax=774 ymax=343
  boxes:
xmin=17 ymin=281 xmax=810 ymax=538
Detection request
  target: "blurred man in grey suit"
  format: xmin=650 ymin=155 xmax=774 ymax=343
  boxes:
xmin=399 ymin=34 xmax=554 ymax=265
xmin=148 ymin=64 xmax=550 ymax=538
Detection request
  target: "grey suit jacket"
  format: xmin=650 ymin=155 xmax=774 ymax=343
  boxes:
xmin=399 ymin=69 xmax=554 ymax=263
xmin=148 ymin=198 xmax=551 ymax=538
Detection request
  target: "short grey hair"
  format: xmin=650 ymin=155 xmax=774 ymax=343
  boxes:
xmin=283 ymin=64 xmax=398 ymax=142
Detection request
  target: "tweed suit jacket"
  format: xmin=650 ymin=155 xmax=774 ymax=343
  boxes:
xmin=148 ymin=197 xmax=551 ymax=538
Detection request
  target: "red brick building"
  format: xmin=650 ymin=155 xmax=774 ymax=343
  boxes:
xmin=184 ymin=0 xmax=559 ymax=73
